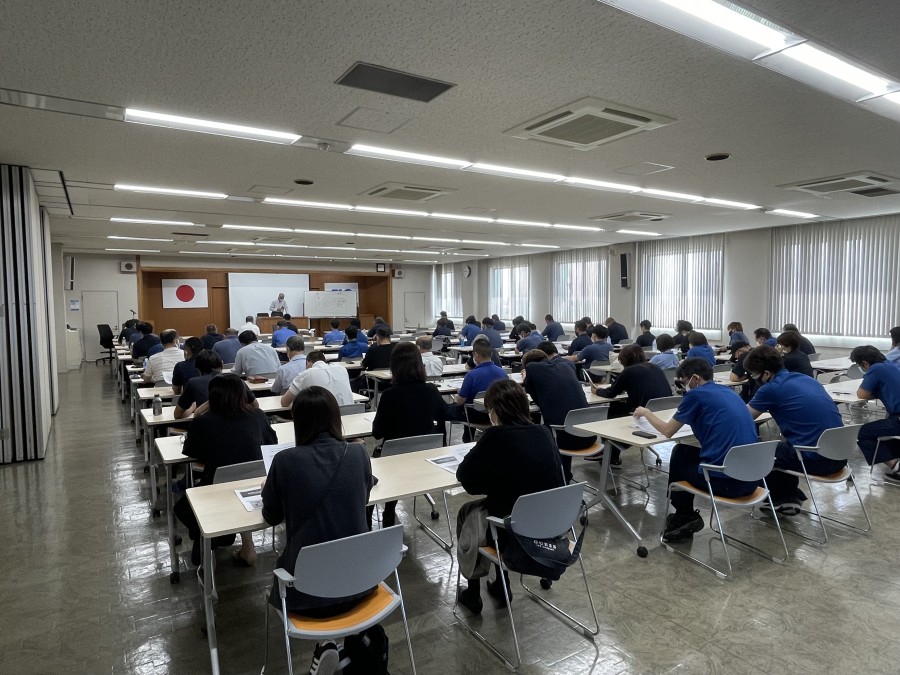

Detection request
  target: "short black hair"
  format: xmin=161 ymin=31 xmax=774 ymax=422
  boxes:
xmin=676 ymin=320 xmax=693 ymax=333
xmin=375 ymin=327 xmax=391 ymax=340
xmin=482 ymin=317 xmax=493 ymax=326
xmin=850 ymin=345 xmax=886 ymax=367
xmin=484 ymin=379 xmax=532 ymax=426
xmin=675 ymin=357 xmax=713 ymax=382
xmin=244 ymin=315 xmax=254 ymax=322
xmin=473 ymin=340 xmax=494 ymax=360
xmin=591 ymin=325 xmax=609 ymax=340
xmin=515 ymin=322 xmax=531 ymax=336
xmin=688 ymin=331 xmax=708 ymax=347
xmin=345 ymin=325 xmax=359 ymax=339
xmin=618 ymin=344 xmax=647 ymax=368
xmin=754 ymin=327 xmax=772 ymax=340
xmin=330 ymin=319 xmax=339 ymax=329
xmin=285 ymin=335 xmax=305 ymax=352
xmin=350 ymin=318 xmax=361 ymax=328
xmin=466 ymin=315 xmax=478 ymax=325
xmin=206 ymin=324 xmax=218 ymax=334
xmin=655 ymin=333 xmax=674 ymax=352
xmin=891 ymin=326 xmax=900 ymax=345
xmin=306 ymin=350 xmax=327 ymax=365
xmin=536 ymin=341 xmax=558 ymax=356
xmin=275 ymin=320 xmax=285 ymax=328
xmin=640 ymin=320 xmax=651 ymax=330
xmin=782 ymin=323 xmax=799 ymax=333
xmin=208 ymin=373 xmax=253 ymax=418
xmin=776 ymin=331 xmax=800 ymax=351
xmin=238 ymin=330 xmax=258 ymax=345
xmin=743 ymin=345 xmax=784 ymax=375
xmin=195 ymin=349 xmax=223 ymax=374
xmin=545 ymin=314 xmax=554 ymax=322
xmin=139 ymin=322 xmax=153 ymax=335
xmin=183 ymin=336 xmax=203 ymax=355
xmin=574 ymin=320 xmax=588 ymax=334
xmin=521 ymin=349 xmax=549 ymax=366
xmin=415 ymin=335 xmax=432 ymax=351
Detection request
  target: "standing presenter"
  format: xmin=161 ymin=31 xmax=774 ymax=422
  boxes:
xmin=269 ymin=292 xmax=288 ymax=314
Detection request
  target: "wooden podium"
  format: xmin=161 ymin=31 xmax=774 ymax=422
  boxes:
xmin=256 ymin=316 xmax=310 ymax=333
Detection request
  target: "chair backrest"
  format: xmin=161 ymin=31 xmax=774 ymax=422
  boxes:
xmin=846 ymin=364 xmax=865 ymax=380
xmin=98 ymin=324 xmax=115 ymax=348
xmin=213 ymin=459 xmax=266 ymax=484
xmin=293 ymin=525 xmax=404 ymax=597
xmin=508 ymin=483 xmax=586 ymax=539
xmin=646 ymin=395 xmax=682 ymax=413
xmin=712 ymin=363 xmax=732 ymax=373
xmin=432 ymin=335 xmax=447 ymax=353
xmin=339 ymin=403 xmax=365 ymax=415
xmin=398 ymin=334 xmax=416 ymax=342
xmin=468 ymin=390 xmax=488 ymax=413
xmin=812 ymin=424 xmax=862 ymax=461
xmin=720 ymin=440 xmax=779 ymax=481
xmin=617 ymin=339 xmax=633 ymax=346
xmin=380 ymin=433 xmax=444 ymax=457
xmin=562 ymin=406 xmax=609 ymax=436
xmin=808 ymin=353 xmax=822 ymax=362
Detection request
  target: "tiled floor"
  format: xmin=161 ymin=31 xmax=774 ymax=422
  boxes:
xmin=2 ymin=365 xmax=899 ymax=673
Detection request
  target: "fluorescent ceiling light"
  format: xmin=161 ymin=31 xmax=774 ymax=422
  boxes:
xmin=358 ymin=248 xmax=401 ymax=253
xmin=552 ymin=224 xmax=603 ymax=232
xmin=461 ymin=239 xmax=509 ymax=246
xmin=107 ymin=235 xmax=173 ymax=242
xmin=114 ymin=184 xmax=227 ymax=199
xmin=402 ymin=259 xmax=440 ymax=263
xmin=430 ymin=212 xmax=495 ymax=223
xmin=617 ymin=229 xmax=661 ymax=236
xmin=519 ymin=243 xmax=561 ymax=249
xmin=657 ymin=0 xmax=788 ymax=51
xmin=562 ymin=177 xmax=641 ymax=193
xmin=223 ymin=224 xmax=293 ymax=232
xmin=641 ymin=188 xmax=703 ymax=203
xmin=353 ymin=205 xmax=429 ymax=217
xmin=495 ymin=218 xmax=552 ymax=228
xmin=463 ymin=163 xmax=565 ymax=183
xmin=182 ymin=251 xmax=229 ymax=256
xmin=317 ymin=246 xmax=357 ymax=251
xmin=263 ymin=197 xmax=352 ymax=210
xmin=202 ymin=240 xmax=256 ymax=246
xmin=345 ymin=144 xmax=471 ymax=169
xmin=293 ymin=228 xmax=354 ymax=236
xmin=264 ymin=243 xmax=308 ymax=249
xmin=124 ymin=108 xmax=301 ymax=144
xmin=781 ymin=44 xmax=890 ymax=95
xmin=110 ymin=217 xmax=198 ymax=226
xmin=105 ymin=248 xmax=160 ymax=253
xmin=765 ymin=208 xmax=818 ymax=218
xmin=412 ymin=236 xmax=461 ymax=243
xmin=353 ymin=233 xmax=412 ymax=240
xmin=701 ymin=197 xmax=760 ymax=210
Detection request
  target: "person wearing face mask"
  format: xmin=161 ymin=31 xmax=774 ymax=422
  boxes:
xmin=774 ymin=331 xmax=814 ymax=377
xmin=728 ymin=340 xmax=757 ymax=402
xmin=852 ymin=345 xmax=900 ymax=484
xmin=634 ymin=357 xmax=759 ymax=543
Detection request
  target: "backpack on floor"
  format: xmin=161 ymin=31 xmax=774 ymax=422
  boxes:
xmin=342 ymin=623 xmax=389 ymax=674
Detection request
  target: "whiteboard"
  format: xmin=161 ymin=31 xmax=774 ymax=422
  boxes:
xmin=227 ymin=273 xmax=310 ymax=328
xmin=304 ymin=290 xmax=358 ymax=318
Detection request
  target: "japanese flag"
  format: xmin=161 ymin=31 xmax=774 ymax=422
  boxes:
xmin=162 ymin=279 xmax=208 ymax=308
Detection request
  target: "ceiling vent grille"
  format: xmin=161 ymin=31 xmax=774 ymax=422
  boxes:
xmin=505 ymin=98 xmax=675 ymax=150
xmin=590 ymin=211 xmax=670 ymax=223
xmin=782 ymin=172 xmax=896 ymax=195
xmin=852 ymin=186 xmax=900 ymax=198
xmin=364 ymin=182 xmax=454 ymax=202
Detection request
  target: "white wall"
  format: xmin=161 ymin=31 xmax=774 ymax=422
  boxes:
xmin=722 ymin=229 xmax=771 ymax=340
xmin=389 ymin=265 xmax=432 ymax=328
xmin=50 ymin=243 xmax=69 ymax=373
xmin=63 ymin=254 xmax=139 ymax=333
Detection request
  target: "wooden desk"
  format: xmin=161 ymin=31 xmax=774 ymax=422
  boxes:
xmin=187 ymin=443 xmax=462 ymax=674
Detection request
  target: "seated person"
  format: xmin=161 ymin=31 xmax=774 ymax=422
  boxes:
xmin=672 ymin=320 xmax=693 ymax=356
xmin=337 ymin=325 xmax=368 ymax=360
xmin=432 ymin=318 xmax=452 ymax=337
xmin=726 ymin=321 xmax=749 ymax=346
xmin=480 ymin=317 xmax=504 ymax=348
xmin=635 ymin=320 xmax=655 ymax=348
xmin=686 ymin=331 xmax=716 ymax=366
xmin=455 ymin=379 xmax=565 ymax=614
xmin=281 ymin=350 xmax=355 ymax=407
xmin=491 ymin=314 xmax=505 ymax=332
xmin=174 ymin=373 xmax=276 ymax=566
xmin=271 ymin=320 xmax=297 ymax=348
xmin=232 ymin=330 xmax=281 ymax=377
xmin=453 ymin=340 xmax=507 ymax=440
xmin=200 ymin=324 xmax=223 ymax=350
xmin=371 ymin=343 xmax=447 ymax=527
xmin=174 ymin=351 xmax=258 ymax=419
xmin=270 ymin=335 xmax=306 ymax=395
xmin=634 ymin=358 xmax=760 ymax=542
xmin=775 ymin=331 xmax=813 ymax=377
xmin=754 ymin=327 xmax=777 ymax=347
xmin=541 ymin=314 xmax=565 ymax=342
xmin=649 ymin=333 xmax=679 ymax=370
xmin=744 ymin=346 xmax=844 ymax=514
xmin=459 ymin=315 xmax=483 ymax=344
xmin=852 ymin=345 xmax=900 ymax=484
xmin=417 ymin=336 xmax=445 ymax=377
xmin=262 ymin=385 xmax=374 ymax=667
xmin=781 ymin=323 xmax=815 ymax=355
xmin=322 ymin=319 xmax=346 ymax=345
xmin=117 ymin=318 xmax=139 ymax=344
xmin=142 ymin=329 xmax=184 ymax=385
xmin=212 ymin=327 xmax=241 ymax=365
xmin=361 ymin=327 xmax=395 ymax=371
xmin=604 ymin=317 xmax=629 ymax=345
xmin=131 ymin=322 xmax=160 ymax=360
xmin=172 ymin=336 xmax=203 ymax=395
xmin=521 ymin=349 xmax=595 ymax=483
xmin=514 ymin=322 xmax=542 ymax=353
xmin=508 ymin=315 xmax=525 ymax=342
xmin=238 ymin=315 xmax=260 ymax=338
xmin=464 ymin=334 xmax=502 ymax=369
xmin=564 ymin=325 xmax=612 ymax=377
xmin=366 ymin=316 xmax=391 ymax=338
xmin=728 ymin=341 xmax=758 ymax=402
xmin=282 ymin=314 xmax=299 ymax=332
xmin=887 ymin=326 xmax=900 ymax=364
xmin=566 ymin=320 xmax=592 ymax=355
xmin=438 ymin=310 xmax=455 ymax=331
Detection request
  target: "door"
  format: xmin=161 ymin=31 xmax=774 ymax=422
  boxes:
xmin=403 ymin=291 xmax=425 ymax=330
xmin=81 ymin=290 xmax=119 ymax=362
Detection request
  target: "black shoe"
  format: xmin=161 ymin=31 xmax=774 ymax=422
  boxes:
xmin=760 ymin=499 xmax=802 ymax=517
xmin=487 ymin=578 xmax=512 ymax=606
xmin=381 ymin=511 xmax=396 ymax=528
xmin=458 ymin=585 xmax=483 ymax=615
xmin=662 ymin=510 xmax=704 ymax=543
xmin=309 ymin=641 xmax=340 ymax=675
xmin=884 ymin=471 xmax=900 ymax=485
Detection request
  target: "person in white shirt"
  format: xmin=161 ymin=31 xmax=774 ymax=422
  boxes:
xmin=142 ymin=329 xmax=184 ymax=385
xmin=239 ymin=315 xmax=261 ymax=338
xmin=232 ymin=330 xmax=281 ymax=376
xmin=417 ymin=335 xmax=444 ymax=377
xmin=271 ymin=335 xmax=307 ymax=394
xmin=281 ymin=350 xmax=354 ymax=407
xmin=269 ymin=293 xmax=288 ymax=314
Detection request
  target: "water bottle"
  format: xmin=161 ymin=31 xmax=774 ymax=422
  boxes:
xmin=143 ymin=358 xmax=149 ymax=369
xmin=152 ymin=394 xmax=163 ymax=416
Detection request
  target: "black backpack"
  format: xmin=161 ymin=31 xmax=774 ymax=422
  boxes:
xmin=342 ymin=623 xmax=389 ymax=674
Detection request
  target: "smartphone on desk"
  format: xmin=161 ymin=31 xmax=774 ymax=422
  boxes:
xmin=633 ymin=430 xmax=657 ymax=439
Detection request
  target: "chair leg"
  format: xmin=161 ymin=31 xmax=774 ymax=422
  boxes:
xmin=393 ymin=570 xmax=418 ymax=675
xmin=412 ymin=493 xmax=453 ymax=551
xmin=712 ymin=491 xmax=789 ymax=569
xmin=279 ymin=596 xmax=294 ymax=675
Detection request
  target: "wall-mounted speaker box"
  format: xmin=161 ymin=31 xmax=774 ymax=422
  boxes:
xmin=120 ymin=260 xmax=137 ymax=273
xmin=63 ymin=255 xmax=75 ymax=290
xmin=392 ymin=268 xmax=405 ymax=279
xmin=619 ymin=252 xmax=631 ymax=289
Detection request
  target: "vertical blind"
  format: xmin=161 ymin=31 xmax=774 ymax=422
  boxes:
xmin=488 ymin=256 xmax=530 ymax=319
xmin=550 ymin=247 xmax=608 ymax=322
xmin=431 ymin=262 xmax=463 ymax=318
xmin=637 ymin=234 xmax=724 ymax=331
xmin=770 ymin=217 xmax=900 ymax=337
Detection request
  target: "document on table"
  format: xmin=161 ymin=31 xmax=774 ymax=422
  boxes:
xmin=261 ymin=442 xmax=295 ymax=473
xmin=442 ymin=377 xmax=465 ymax=388
xmin=426 ymin=442 xmax=476 ymax=474
xmin=633 ymin=415 xmax=694 ymax=439
xmin=363 ymin=413 xmax=376 ymax=422
xmin=235 ymin=486 xmax=263 ymax=512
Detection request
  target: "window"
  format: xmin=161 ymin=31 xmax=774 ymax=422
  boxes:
xmin=770 ymin=218 xmax=900 ymax=337
xmin=431 ymin=263 xmax=462 ymax=319
xmin=637 ymin=234 xmax=724 ymax=331
xmin=551 ymin=248 xmax=608 ymax=323
xmin=488 ymin=257 xmax=530 ymax=320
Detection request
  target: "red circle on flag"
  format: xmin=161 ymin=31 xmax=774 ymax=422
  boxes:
xmin=175 ymin=285 xmax=195 ymax=302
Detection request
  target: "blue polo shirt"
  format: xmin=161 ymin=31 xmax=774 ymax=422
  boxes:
xmin=323 ymin=328 xmax=346 ymax=345
xmin=687 ymin=344 xmax=716 ymax=366
xmin=567 ymin=333 xmax=591 ymax=355
xmin=650 ymin=351 xmax=679 ymax=370
xmin=480 ymin=327 xmax=504 ymax=348
xmin=460 ymin=323 xmax=482 ymax=343
xmin=861 ymin=362 xmax=900 ymax=414
xmin=673 ymin=382 xmax=758 ymax=476
xmin=458 ymin=361 xmax=507 ymax=403
xmin=516 ymin=330 xmax=543 ymax=353
xmin=749 ymin=369 xmax=841 ymax=454
xmin=886 ymin=347 xmax=900 ymax=364
xmin=271 ymin=326 xmax=297 ymax=348
xmin=542 ymin=321 xmax=565 ymax=342
xmin=338 ymin=340 xmax=368 ymax=360
xmin=578 ymin=341 xmax=612 ymax=367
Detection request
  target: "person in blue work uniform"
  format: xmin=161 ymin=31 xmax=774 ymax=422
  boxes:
xmin=338 ymin=325 xmax=368 ymax=360
xmin=686 ymin=331 xmax=716 ymax=366
xmin=567 ymin=320 xmax=592 ymax=356
xmin=649 ymin=333 xmax=679 ymax=370
xmin=515 ymin=322 xmax=542 ymax=353
xmin=541 ymin=314 xmax=565 ymax=342
xmin=459 ymin=315 xmax=482 ymax=344
xmin=479 ymin=317 xmax=504 ymax=348
xmin=754 ymin=327 xmax=777 ymax=347
xmin=852 ymin=345 xmax=900 ymax=484
xmin=322 ymin=319 xmax=346 ymax=345
xmin=635 ymin=320 xmax=655 ymax=348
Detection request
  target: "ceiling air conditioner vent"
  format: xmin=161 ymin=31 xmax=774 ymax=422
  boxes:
xmin=590 ymin=211 xmax=670 ymax=223
xmin=851 ymin=186 xmax=900 ymax=198
xmin=782 ymin=172 xmax=897 ymax=195
xmin=363 ymin=182 xmax=454 ymax=202
xmin=506 ymin=98 xmax=675 ymax=150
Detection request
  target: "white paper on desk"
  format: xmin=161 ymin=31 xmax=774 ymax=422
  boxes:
xmin=261 ymin=442 xmax=294 ymax=473
xmin=633 ymin=416 xmax=694 ymax=439
xmin=426 ymin=442 xmax=476 ymax=474
xmin=362 ymin=413 xmax=376 ymax=422
xmin=163 ymin=371 xmax=173 ymax=385
xmin=443 ymin=377 xmax=465 ymax=388
xmin=235 ymin=487 xmax=264 ymax=512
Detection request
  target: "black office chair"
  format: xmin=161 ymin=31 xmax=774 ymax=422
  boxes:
xmin=256 ymin=312 xmax=269 ymax=318
xmin=96 ymin=324 xmax=115 ymax=365
xmin=270 ymin=311 xmax=283 ymax=317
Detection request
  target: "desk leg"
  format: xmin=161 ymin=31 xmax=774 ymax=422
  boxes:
xmin=584 ymin=440 xmax=647 ymax=556
xmin=373 ymin=378 xmax=380 ymax=409
xmin=166 ymin=464 xmax=180 ymax=583
xmin=202 ymin=537 xmax=221 ymax=675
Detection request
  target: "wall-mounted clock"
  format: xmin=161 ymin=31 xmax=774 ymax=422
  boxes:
xmin=463 ymin=265 xmax=472 ymax=278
